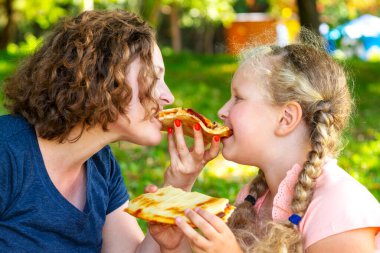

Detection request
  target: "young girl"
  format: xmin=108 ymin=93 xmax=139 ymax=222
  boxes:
xmin=165 ymin=38 xmax=380 ymax=252
xmin=0 ymin=10 xmax=219 ymax=252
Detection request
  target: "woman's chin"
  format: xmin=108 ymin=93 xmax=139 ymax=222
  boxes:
xmin=145 ymin=131 xmax=164 ymax=146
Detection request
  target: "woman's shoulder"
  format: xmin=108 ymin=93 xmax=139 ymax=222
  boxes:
xmin=88 ymin=145 xmax=121 ymax=178
xmin=0 ymin=114 xmax=33 ymax=142
xmin=300 ymin=158 xmax=380 ymax=248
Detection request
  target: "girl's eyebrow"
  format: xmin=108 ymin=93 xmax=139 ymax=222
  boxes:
xmin=232 ymin=86 xmax=239 ymax=94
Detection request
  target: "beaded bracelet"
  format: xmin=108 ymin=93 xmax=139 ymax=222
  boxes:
xmin=244 ymin=194 xmax=256 ymax=205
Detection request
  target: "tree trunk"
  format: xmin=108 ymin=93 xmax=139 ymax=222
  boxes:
xmin=147 ymin=0 xmax=161 ymax=29
xmin=203 ymin=22 xmax=215 ymax=54
xmin=0 ymin=0 xmax=15 ymax=50
xmin=170 ymin=3 xmax=182 ymax=53
xmin=296 ymin=0 xmax=320 ymax=35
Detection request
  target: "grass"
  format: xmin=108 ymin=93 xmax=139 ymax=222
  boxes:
xmin=1 ymin=50 xmax=379 ymax=230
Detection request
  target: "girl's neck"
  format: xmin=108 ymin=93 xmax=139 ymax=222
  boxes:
xmin=260 ymin=126 xmax=310 ymax=196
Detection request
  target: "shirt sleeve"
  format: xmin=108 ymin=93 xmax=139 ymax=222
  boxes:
xmin=105 ymin=148 xmax=129 ymax=215
xmin=300 ymin=173 xmax=380 ymax=248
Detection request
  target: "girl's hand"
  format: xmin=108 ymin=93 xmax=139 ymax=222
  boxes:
xmin=164 ymin=119 xmax=220 ymax=191
xmin=175 ymin=208 xmax=243 ymax=253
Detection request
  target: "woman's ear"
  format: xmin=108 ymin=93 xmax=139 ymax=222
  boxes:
xmin=275 ymin=101 xmax=303 ymax=136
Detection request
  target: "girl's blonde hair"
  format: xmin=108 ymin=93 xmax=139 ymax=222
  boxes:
xmin=227 ymin=33 xmax=353 ymax=252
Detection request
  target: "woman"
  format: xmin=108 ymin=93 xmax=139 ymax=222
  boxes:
xmin=0 ymin=10 xmax=220 ymax=252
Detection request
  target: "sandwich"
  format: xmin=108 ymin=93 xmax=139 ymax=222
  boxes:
xmin=158 ymin=107 xmax=232 ymax=143
xmin=124 ymin=186 xmax=235 ymax=227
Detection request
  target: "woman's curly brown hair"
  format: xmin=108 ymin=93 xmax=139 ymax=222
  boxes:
xmin=4 ymin=9 xmax=159 ymax=142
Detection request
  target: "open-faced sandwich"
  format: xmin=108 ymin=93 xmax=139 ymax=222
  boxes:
xmin=158 ymin=107 xmax=232 ymax=143
xmin=124 ymin=186 xmax=235 ymax=228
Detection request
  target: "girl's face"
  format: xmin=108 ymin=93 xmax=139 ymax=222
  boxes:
xmin=218 ymin=63 xmax=280 ymax=167
xmin=111 ymin=44 xmax=174 ymax=146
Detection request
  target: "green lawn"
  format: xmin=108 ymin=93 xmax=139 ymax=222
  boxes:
xmin=1 ymin=50 xmax=379 ymax=227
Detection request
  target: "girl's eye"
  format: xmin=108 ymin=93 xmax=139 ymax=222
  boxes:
xmin=234 ymin=96 xmax=242 ymax=102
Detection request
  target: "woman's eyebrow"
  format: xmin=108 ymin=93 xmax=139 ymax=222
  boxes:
xmin=154 ymin=66 xmax=164 ymax=74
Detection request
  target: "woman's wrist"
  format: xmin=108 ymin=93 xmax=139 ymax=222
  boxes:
xmin=163 ymin=167 xmax=196 ymax=191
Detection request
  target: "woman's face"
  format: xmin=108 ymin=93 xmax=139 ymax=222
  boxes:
xmin=111 ymin=44 xmax=174 ymax=146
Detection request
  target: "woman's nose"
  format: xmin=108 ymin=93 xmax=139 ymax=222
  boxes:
xmin=158 ymin=82 xmax=175 ymax=106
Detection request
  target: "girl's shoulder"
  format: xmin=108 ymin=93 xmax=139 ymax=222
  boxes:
xmin=312 ymin=158 xmax=379 ymax=211
xmin=301 ymin=158 xmax=380 ymax=248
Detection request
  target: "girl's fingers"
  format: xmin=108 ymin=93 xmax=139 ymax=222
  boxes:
xmin=203 ymin=135 xmax=220 ymax=162
xmin=192 ymin=123 xmax=205 ymax=161
xmin=194 ymin=208 xmax=227 ymax=234
xmin=175 ymin=216 xmax=209 ymax=250
xmin=185 ymin=209 xmax=218 ymax=239
xmin=167 ymin=127 xmax=179 ymax=161
xmin=173 ymin=120 xmax=190 ymax=159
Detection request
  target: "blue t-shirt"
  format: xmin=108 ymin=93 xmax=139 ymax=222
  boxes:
xmin=0 ymin=115 xmax=130 ymax=252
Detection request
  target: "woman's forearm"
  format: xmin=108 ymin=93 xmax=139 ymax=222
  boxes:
xmin=135 ymin=231 xmax=160 ymax=253
xmin=160 ymin=238 xmax=192 ymax=253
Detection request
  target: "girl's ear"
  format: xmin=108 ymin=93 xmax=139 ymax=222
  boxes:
xmin=275 ymin=101 xmax=303 ymax=136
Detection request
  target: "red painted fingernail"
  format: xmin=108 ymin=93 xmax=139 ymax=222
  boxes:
xmin=168 ymin=127 xmax=173 ymax=134
xmin=174 ymin=119 xmax=181 ymax=127
xmin=213 ymin=135 xmax=220 ymax=142
xmin=194 ymin=123 xmax=201 ymax=131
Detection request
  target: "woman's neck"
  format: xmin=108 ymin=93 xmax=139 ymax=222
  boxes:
xmin=37 ymin=124 xmax=118 ymax=174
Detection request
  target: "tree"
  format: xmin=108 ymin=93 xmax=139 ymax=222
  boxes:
xmin=159 ymin=0 xmax=236 ymax=53
xmin=0 ymin=0 xmax=15 ymax=50
xmin=296 ymin=0 xmax=320 ymax=35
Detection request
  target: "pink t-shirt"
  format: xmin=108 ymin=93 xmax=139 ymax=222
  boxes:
xmin=235 ymin=158 xmax=380 ymax=249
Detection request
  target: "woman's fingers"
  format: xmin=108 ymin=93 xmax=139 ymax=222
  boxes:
xmin=173 ymin=120 xmax=190 ymax=159
xmin=167 ymin=127 xmax=179 ymax=161
xmin=192 ymin=123 xmax=205 ymax=162
xmin=144 ymin=184 xmax=158 ymax=193
xmin=203 ymin=135 xmax=221 ymax=162
xmin=175 ymin=216 xmax=209 ymax=250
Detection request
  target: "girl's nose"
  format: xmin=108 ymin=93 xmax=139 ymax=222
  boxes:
xmin=218 ymin=101 xmax=230 ymax=121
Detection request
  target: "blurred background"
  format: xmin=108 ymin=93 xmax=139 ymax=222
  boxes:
xmin=1 ymin=1 xmax=379 ymax=226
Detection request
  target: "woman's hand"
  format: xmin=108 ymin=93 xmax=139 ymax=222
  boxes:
xmin=149 ymin=222 xmax=185 ymax=252
xmin=164 ymin=119 xmax=220 ymax=191
xmin=145 ymin=185 xmax=190 ymax=252
xmin=175 ymin=208 xmax=243 ymax=253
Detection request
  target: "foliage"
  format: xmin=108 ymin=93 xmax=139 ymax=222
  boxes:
xmin=160 ymin=0 xmax=236 ymax=27
xmin=14 ymin=0 xmax=70 ymax=29
xmin=267 ymin=0 xmax=380 ymax=27
xmin=0 ymin=50 xmax=379 ymax=230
